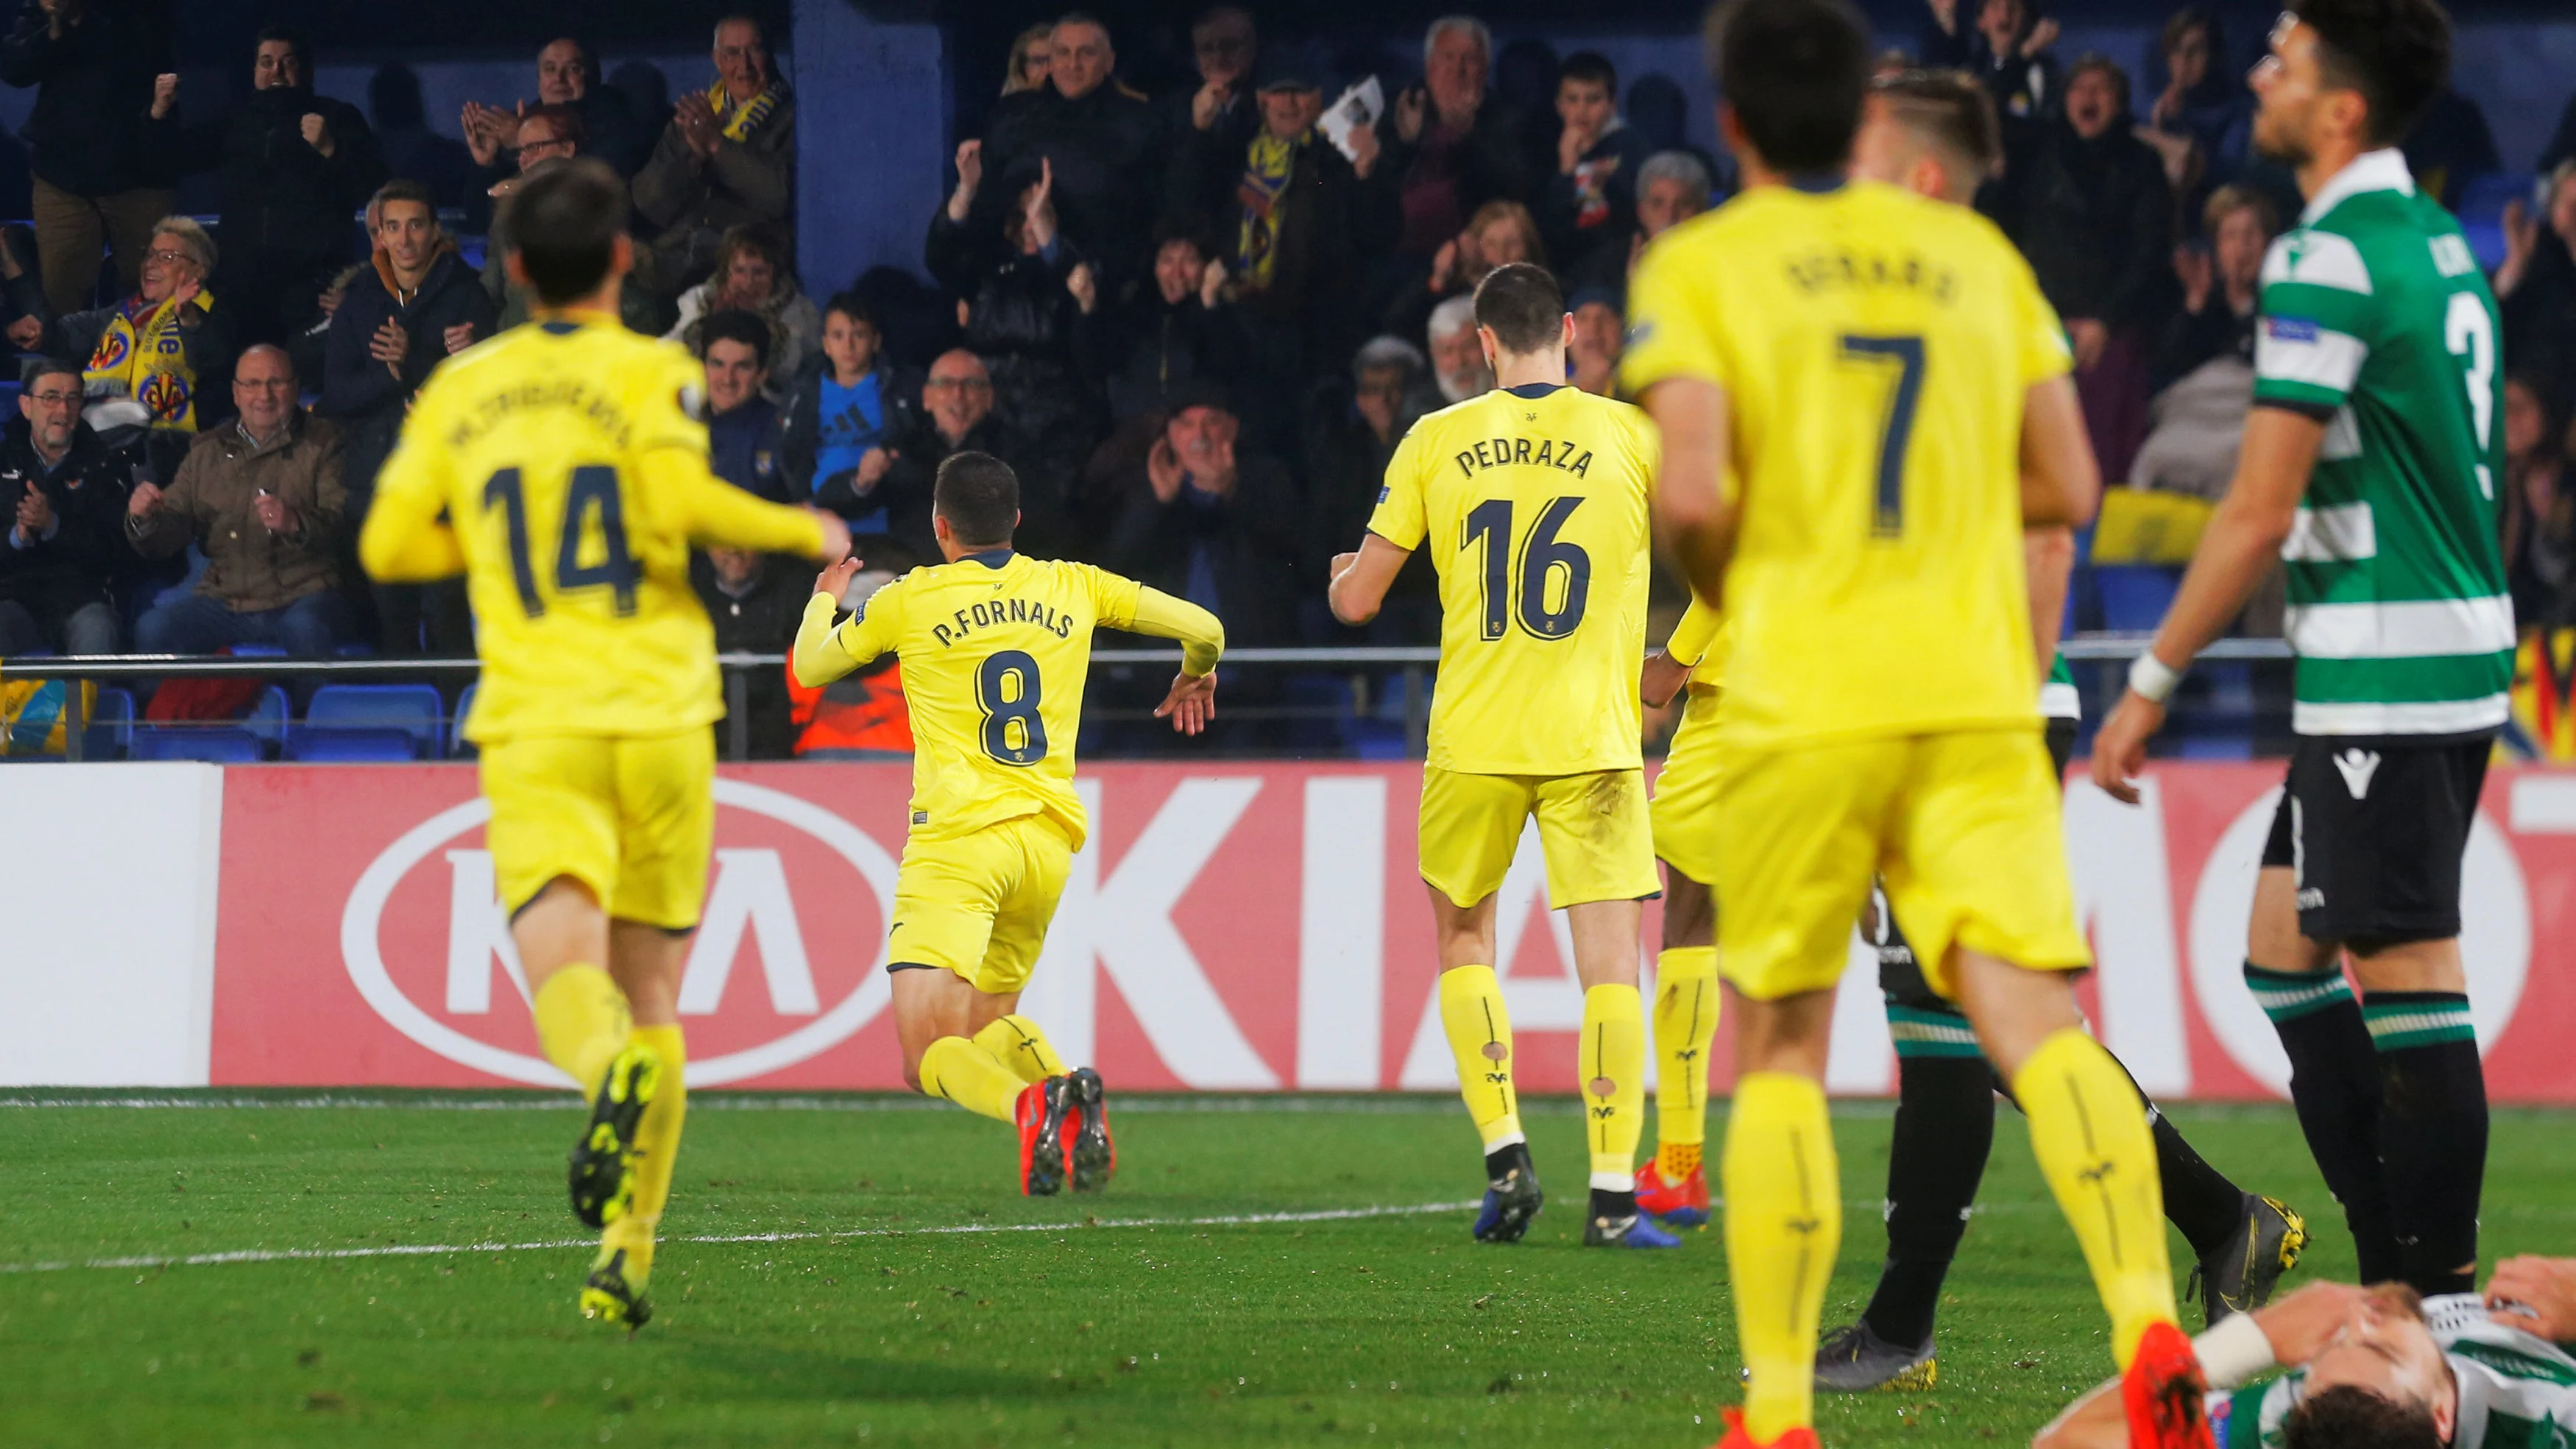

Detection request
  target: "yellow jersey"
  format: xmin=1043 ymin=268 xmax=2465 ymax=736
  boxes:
xmin=1621 ymin=180 xmax=2071 ymax=751
xmin=1663 ymin=595 xmax=1728 ymax=692
xmin=361 ymin=311 xmax=825 ymax=743
xmin=791 ymin=550 xmax=1222 ymax=851
xmin=1367 ymin=383 xmax=1658 ymax=775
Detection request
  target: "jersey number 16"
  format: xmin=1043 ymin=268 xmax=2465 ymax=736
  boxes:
xmin=1462 ymin=496 xmax=1590 ymax=641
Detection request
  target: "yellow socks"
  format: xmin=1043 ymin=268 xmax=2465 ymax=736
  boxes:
xmin=1437 ymin=965 xmax=1523 ymax=1149
xmin=919 ymin=1035 xmax=1025 ymax=1124
xmin=1579 ymin=983 xmax=1645 ymax=1188
xmin=532 ymin=964 xmax=630 ymax=1092
xmin=601 ymin=1024 xmax=687 ymax=1280
xmin=2011 ymin=1028 xmax=2178 ymax=1368
xmin=1724 ymin=1071 xmax=1841 ymax=1444
xmin=973 ymin=1014 xmax=1069 ymax=1085
xmin=1652 ymin=946 xmax=1720 ymax=1177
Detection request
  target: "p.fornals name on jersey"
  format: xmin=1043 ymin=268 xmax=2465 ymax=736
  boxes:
xmin=930 ymin=596 xmax=1078 ymax=649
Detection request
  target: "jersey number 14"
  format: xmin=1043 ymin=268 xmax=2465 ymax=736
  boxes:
xmin=481 ymin=466 xmax=639 ymax=617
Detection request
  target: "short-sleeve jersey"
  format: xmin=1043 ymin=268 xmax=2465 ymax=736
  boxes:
xmin=2251 ymin=149 xmax=2510 ymax=738
xmin=821 ymin=550 xmax=1144 ymax=850
xmin=374 ymin=315 xmax=751 ymax=743
xmin=1622 ymin=179 xmax=2072 ymax=752
xmin=1367 ymin=382 xmax=1658 ymax=775
xmin=2211 ymin=1304 xmax=2576 ymax=1448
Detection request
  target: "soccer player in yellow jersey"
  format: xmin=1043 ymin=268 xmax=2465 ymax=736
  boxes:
xmin=790 ymin=452 xmax=1223 ymax=1196
xmin=1625 ymin=3 xmax=2209 ymax=1445
xmin=1328 ymin=263 xmax=1678 ymax=1251
xmin=1631 ymin=598 xmax=1727 ymax=1232
xmin=358 ymin=159 xmax=853 ymax=1330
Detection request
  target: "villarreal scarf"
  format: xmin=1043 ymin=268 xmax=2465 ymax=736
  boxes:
xmin=707 ymin=82 xmax=784 ymax=144
xmin=85 ymin=289 xmax=213 ymax=433
xmin=1234 ymin=130 xmax=1301 ymax=290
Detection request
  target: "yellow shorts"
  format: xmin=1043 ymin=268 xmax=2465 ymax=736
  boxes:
xmin=1649 ymin=684 xmax=1726 ymax=887
xmin=1713 ymin=728 xmax=2088 ymax=1002
xmin=889 ymin=812 xmax=1075 ymax=995
xmin=1418 ymin=765 xmax=1660 ymax=910
xmin=480 ymin=729 xmax=715 ymax=931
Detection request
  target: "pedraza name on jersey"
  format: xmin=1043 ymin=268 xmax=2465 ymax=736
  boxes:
xmin=443 ymin=380 xmax=640 ymax=451
xmin=1452 ymin=436 xmax=1594 ymax=480
xmin=932 ymin=595 xmax=1079 ymax=648
xmin=1783 ymin=247 xmax=1960 ymax=303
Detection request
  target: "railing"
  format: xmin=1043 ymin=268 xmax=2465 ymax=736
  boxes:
xmin=13 ymin=633 xmax=2298 ymax=763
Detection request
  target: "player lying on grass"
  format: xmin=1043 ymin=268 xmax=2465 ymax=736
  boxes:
xmin=1330 ymin=261 xmax=1677 ymax=1251
xmin=2036 ymin=1258 xmax=2576 ymax=1449
xmin=359 ymin=157 xmax=854 ymax=1329
xmin=791 ymin=450 xmax=1222 ymax=1196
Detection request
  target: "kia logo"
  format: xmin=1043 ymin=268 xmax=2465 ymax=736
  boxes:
xmin=340 ymin=780 xmax=901 ymax=1085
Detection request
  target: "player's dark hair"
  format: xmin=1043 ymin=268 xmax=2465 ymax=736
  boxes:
xmin=2287 ymin=0 xmax=2452 ymax=147
xmin=699 ymin=309 xmax=770 ymax=370
xmin=502 ymin=157 xmax=629 ymax=307
xmin=935 ymin=451 xmax=1020 ymax=549
xmin=1872 ymin=68 xmax=2003 ymax=181
xmin=1560 ymin=51 xmax=1618 ymax=95
xmin=1708 ymin=0 xmax=1870 ymax=175
xmin=2281 ymin=1386 xmax=2444 ymax=1449
xmin=1473 ymin=262 xmax=1565 ymax=357
xmin=255 ymin=25 xmax=307 ymax=70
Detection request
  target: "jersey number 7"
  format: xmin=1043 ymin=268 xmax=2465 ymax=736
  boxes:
xmin=1840 ymin=333 xmax=1925 ymax=537
xmin=481 ymin=465 xmax=640 ymax=618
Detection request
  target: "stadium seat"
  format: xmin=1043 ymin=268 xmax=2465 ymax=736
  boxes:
xmin=1283 ymin=674 xmax=1353 ymax=754
xmin=295 ymin=683 xmax=445 ymax=759
xmin=130 ymin=726 xmax=263 ymax=763
xmin=226 ymin=643 xmax=287 ymax=659
xmin=2092 ymin=565 xmax=2182 ymax=632
xmin=448 ymin=681 xmax=478 ymax=758
xmin=238 ymin=685 xmax=290 ymax=755
xmin=333 ymin=642 xmax=379 ymax=658
xmin=283 ymin=727 xmax=420 ymax=762
xmin=84 ymin=687 xmax=134 ymax=760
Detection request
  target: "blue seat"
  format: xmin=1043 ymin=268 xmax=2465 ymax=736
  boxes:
xmin=283 ymin=727 xmax=418 ymax=762
xmin=333 ymin=642 xmax=378 ymax=659
xmin=83 ymin=687 xmax=134 ymax=759
xmin=1282 ymin=674 xmax=1352 ymax=754
xmin=2093 ymin=565 xmax=2182 ymax=632
xmin=300 ymin=683 xmax=444 ymax=759
xmin=131 ymin=726 xmax=263 ymax=763
xmin=226 ymin=643 xmax=287 ymax=659
xmin=238 ymin=685 xmax=289 ymax=754
xmin=448 ymin=681 xmax=478 ymax=757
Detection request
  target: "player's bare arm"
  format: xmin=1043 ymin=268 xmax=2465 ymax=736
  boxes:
xmin=1641 ymin=648 xmax=1691 ymax=708
xmin=2019 ymin=375 xmax=2102 ymax=531
xmin=1639 ymin=376 xmax=1737 ymax=606
xmin=1327 ymin=534 xmax=1411 ymax=626
xmin=2025 ymin=525 xmax=2075 ymax=677
xmin=2033 ymin=1282 xmax=2368 ymax=1448
xmin=2091 ymin=406 xmax=2325 ymax=804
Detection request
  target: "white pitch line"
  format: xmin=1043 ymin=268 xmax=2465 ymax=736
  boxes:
xmin=0 ymin=1200 xmax=1482 ymax=1276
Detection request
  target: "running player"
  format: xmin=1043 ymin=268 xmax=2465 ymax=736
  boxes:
xmin=2091 ymin=0 xmax=2505 ymax=1303
xmin=1632 ymin=595 xmax=1724 ymax=1232
xmin=790 ymin=451 xmax=1222 ymax=1197
xmin=1328 ymin=261 xmax=1677 ymax=1251
xmin=1628 ymin=1 xmax=2204 ymax=1444
xmin=359 ymin=157 xmax=853 ymax=1329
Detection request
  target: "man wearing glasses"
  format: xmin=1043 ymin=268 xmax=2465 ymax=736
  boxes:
xmin=0 ymin=359 xmax=130 ymax=656
xmin=875 ymin=350 xmax=1075 ymax=561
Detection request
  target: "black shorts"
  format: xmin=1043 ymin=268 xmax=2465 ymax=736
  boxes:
xmin=2258 ymin=736 xmax=2491 ymax=946
xmin=1878 ymin=718 xmax=2078 ymax=1010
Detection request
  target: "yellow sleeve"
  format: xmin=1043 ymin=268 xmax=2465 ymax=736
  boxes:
xmin=640 ymin=448 xmax=827 ymax=556
xmin=2011 ymin=252 xmax=2075 ymax=388
xmin=1663 ymin=595 xmax=1722 ymax=666
xmin=790 ymin=577 xmax=904 ymax=687
xmin=1619 ymin=230 xmax=1729 ymax=396
xmin=1123 ymin=585 xmax=1225 ymax=677
xmin=1363 ymin=421 xmax=1432 ymax=550
xmin=358 ymin=390 xmax=467 ymax=583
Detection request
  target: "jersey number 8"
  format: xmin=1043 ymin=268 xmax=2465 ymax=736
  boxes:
xmin=481 ymin=465 xmax=640 ymax=618
xmin=977 ymin=649 xmax=1047 ymax=765
xmin=1462 ymin=496 xmax=1590 ymax=640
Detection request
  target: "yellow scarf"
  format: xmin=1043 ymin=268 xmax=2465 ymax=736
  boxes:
xmin=1235 ymin=130 xmax=1302 ymax=291
xmin=707 ymin=82 xmax=782 ymax=143
xmin=85 ymin=289 xmax=213 ymax=433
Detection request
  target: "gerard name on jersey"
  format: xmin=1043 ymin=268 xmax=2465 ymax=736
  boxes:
xmin=1783 ymin=246 xmax=1960 ymax=303
xmin=442 ymin=380 xmax=641 ymax=452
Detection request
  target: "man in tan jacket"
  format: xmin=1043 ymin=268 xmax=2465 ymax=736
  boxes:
xmin=129 ymin=344 xmax=353 ymax=656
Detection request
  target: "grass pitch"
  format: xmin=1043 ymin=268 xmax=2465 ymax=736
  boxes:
xmin=6 ymin=1095 xmax=2575 ymax=1448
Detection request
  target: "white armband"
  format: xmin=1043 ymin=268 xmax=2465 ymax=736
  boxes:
xmin=2191 ymin=1311 xmax=2276 ymax=1391
xmin=2127 ymin=651 xmax=2183 ymax=705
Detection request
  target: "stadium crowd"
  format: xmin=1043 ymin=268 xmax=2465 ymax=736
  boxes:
xmin=0 ymin=1 xmax=2572 ymax=755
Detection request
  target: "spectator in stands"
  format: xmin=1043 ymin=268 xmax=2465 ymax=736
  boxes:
xmin=0 ymin=0 xmax=173 ymax=318
xmin=462 ymin=38 xmax=648 ymax=184
xmin=927 ymin=147 xmax=1105 ymax=460
xmin=2544 ymin=93 xmax=2576 ymax=178
xmin=1568 ymin=288 xmax=1623 ymax=396
xmin=785 ymin=294 xmax=920 ymax=528
xmin=2154 ymin=183 xmax=2273 ymax=386
xmin=20 ymin=216 xmax=232 ymax=477
xmin=128 ymin=344 xmax=350 ymax=656
xmin=1164 ymin=6 xmax=1260 ymax=223
xmin=146 ymin=27 xmax=387 ymax=350
xmin=367 ymin=65 xmax=473 ymax=213
xmin=1972 ymin=0 xmax=2062 ymax=122
xmin=1100 ymin=380 xmax=1301 ymax=654
xmin=476 ymin=119 xmax=655 ymax=336
xmin=788 ymin=549 xmax=916 ymax=759
xmin=877 ymin=347 xmax=1074 ymax=561
xmin=698 ymin=309 xmax=788 ymax=503
xmin=1105 ymin=221 xmax=1248 ymax=421
xmin=1377 ymin=17 xmax=1534 ymax=267
xmin=0 ymin=359 xmax=127 ymax=655
xmin=693 ymin=546 xmax=802 ymax=758
xmin=2137 ymin=7 xmax=2248 ymax=216
xmin=1623 ymin=149 xmax=1713 ymax=276
xmin=1303 ymin=336 xmax=1437 ymax=642
xmin=2500 ymin=162 xmax=2576 ymax=409
xmin=1997 ymin=52 xmax=2171 ymax=483
xmin=1390 ymin=198 xmax=1541 ymax=346
xmin=2399 ymin=85 xmax=2498 ymax=213
xmin=666 ymin=225 xmax=819 ymax=383
xmin=1541 ymin=52 xmax=1647 ymax=291
xmin=317 ymin=180 xmax=495 ymax=656
xmin=2502 ymin=372 xmax=2574 ymax=630
xmin=1426 ymin=293 xmax=1491 ymax=403
xmin=631 ymin=14 xmax=793 ymax=325
xmin=979 ymin=13 xmax=1164 ymax=284
xmin=1000 ymin=24 xmax=1053 ymax=98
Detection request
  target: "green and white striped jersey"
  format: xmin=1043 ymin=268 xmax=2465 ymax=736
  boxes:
xmin=2251 ymin=149 xmax=2510 ymax=738
xmin=2214 ymin=1297 xmax=2576 ymax=1448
